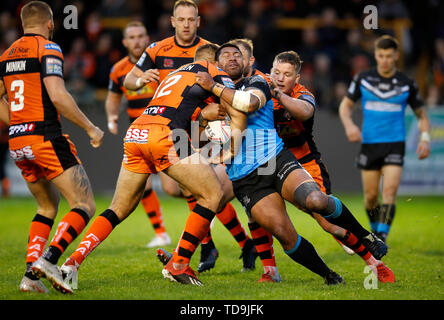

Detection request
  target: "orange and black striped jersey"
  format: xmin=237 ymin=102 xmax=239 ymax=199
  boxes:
xmin=252 ymin=68 xmax=268 ymax=79
xmin=108 ymin=56 xmax=157 ymax=120
xmin=135 ymin=36 xmax=209 ymax=84
xmin=273 ymin=83 xmax=320 ymax=163
xmin=133 ymin=60 xmax=234 ymax=134
xmin=0 ymin=34 xmax=64 ymax=149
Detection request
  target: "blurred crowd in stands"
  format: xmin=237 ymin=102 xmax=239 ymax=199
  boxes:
xmin=1 ymin=0 xmax=444 ymax=112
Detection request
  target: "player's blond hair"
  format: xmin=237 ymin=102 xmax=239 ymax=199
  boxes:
xmin=194 ymin=43 xmax=220 ymax=63
xmin=123 ymin=21 xmax=147 ymax=38
xmin=20 ymin=1 xmax=53 ymax=28
xmin=173 ymin=0 xmax=199 ymax=15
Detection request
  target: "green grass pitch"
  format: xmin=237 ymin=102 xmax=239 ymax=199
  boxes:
xmin=0 ymin=194 xmax=443 ymax=300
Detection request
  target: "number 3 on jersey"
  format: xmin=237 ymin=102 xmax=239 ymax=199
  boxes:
xmin=10 ymin=79 xmax=24 ymax=111
xmin=152 ymin=74 xmax=182 ymax=99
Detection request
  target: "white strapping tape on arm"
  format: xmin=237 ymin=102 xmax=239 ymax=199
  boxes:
xmin=232 ymin=90 xmax=252 ymax=112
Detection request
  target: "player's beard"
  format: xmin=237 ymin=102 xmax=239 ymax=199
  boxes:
xmin=231 ymin=69 xmax=243 ymax=81
xmin=130 ymin=46 xmax=144 ymax=60
xmin=228 ymin=65 xmax=243 ymax=81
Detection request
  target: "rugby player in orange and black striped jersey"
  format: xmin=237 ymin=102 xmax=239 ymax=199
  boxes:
xmin=122 ymin=1 xmax=256 ymax=271
xmin=270 ymin=51 xmax=394 ymax=282
xmin=64 ymin=44 xmax=255 ymax=286
xmin=122 ymin=0 xmax=209 ymax=227
xmin=0 ymin=1 xmax=104 ymax=294
xmin=104 ymin=21 xmax=171 ymax=249
xmin=123 ymin=0 xmax=209 ymax=93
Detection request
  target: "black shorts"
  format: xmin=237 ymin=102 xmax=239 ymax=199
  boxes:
xmin=356 ymin=142 xmax=405 ymax=170
xmin=232 ymin=148 xmax=303 ymax=216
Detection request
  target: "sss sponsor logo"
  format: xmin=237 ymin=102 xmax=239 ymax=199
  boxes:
xmin=125 ymin=128 xmax=149 ymax=143
xmin=9 ymin=123 xmax=35 ymax=136
xmin=10 ymin=146 xmax=35 ymax=161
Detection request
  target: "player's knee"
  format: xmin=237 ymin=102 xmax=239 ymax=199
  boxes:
xmin=163 ymin=184 xmax=182 ymax=197
xmin=293 ymin=181 xmax=321 ymax=209
xmin=305 ymin=190 xmax=329 ymax=213
xmin=197 ymin=186 xmax=223 ymax=212
xmin=382 ymin=188 xmax=397 ymax=202
xmin=72 ymin=200 xmax=96 ymax=219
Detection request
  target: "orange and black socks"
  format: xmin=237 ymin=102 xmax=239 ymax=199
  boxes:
xmin=70 ymin=209 xmax=121 ymax=266
xmin=141 ymin=189 xmax=165 ymax=235
xmin=174 ymin=204 xmax=216 ymax=265
xmin=336 ymin=230 xmax=373 ymax=263
xmin=216 ymin=203 xmax=249 ymax=248
xmin=43 ymin=208 xmax=90 ymax=264
xmin=248 ymin=221 xmax=276 ymax=268
xmin=25 ymin=214 xmax=54 ymax=279
xmin=185 ymin=195 xmax=197 ymax=211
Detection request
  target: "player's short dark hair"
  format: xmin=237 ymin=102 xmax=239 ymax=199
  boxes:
xmin=215 ymin=43 xmax=241 ymax=61
xmin=123 ymin=21 xmax=147 ymax=38
xmin=375 ymin=35 xmax=399 ymax=51
xmin=273 ymin=51 xmax=303 ymax=74
xmin=21 ymin=1 xmax=53 ymax=28
xmin=173 ymin=0 xmax=198 ymax=15
xmin=195 ymin=43 xmax=219 ymax=62
xmin=228 ymin=38 xmax=254 ymax=58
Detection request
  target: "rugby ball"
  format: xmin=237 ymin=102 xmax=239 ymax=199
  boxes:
xmin=204 ymin=117 xmax=231 ymax=144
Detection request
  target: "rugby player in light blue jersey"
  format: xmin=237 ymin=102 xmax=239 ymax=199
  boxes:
xmin=339 ymin=35 xmax=431 ymax=243
xmin=196 ymin=43 xmax=388 ymax=285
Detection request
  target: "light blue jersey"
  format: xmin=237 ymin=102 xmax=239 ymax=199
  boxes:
xmin=225 ymin=75 xmax=284 ymax=181
xmin=347 ymin=69 xmax=423 ymax=144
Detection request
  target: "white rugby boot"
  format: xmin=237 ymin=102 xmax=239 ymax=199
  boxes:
xmin=61 ymin=257 xmax=79 ymax=290
xmin=19 ymin=276 xmax=49 ymax=293
xmin=32 ymin=257 xmax=73 ymax=294
xmin=146 ymin=232 xmax=171 ymax=248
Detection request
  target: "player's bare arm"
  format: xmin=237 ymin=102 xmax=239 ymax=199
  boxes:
xmin=414 ymin=107 xmax=431 ymax=159
xmin=269 ymin=76 xmax=314 ymax=121
xmin=0 ymin=80 xmax=9 ymax=124
xmin=195 ymin=71 xmax=263 ymax=113
xmin=105 ymin=91 xmax=123 ymax=135
xmin=223 ymin=98 xmax=247 ymax=161
xmin=123 ymin=65 xmax=160 ymax=91
xmin=339 ymin=96 xmax=362 ymax=142
xmin=43 ymin=76 xmax=104 ymax=148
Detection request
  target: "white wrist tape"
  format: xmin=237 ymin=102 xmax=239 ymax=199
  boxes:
xmin=232 ymin=91 xmax=252 ymax=112
xmin=420 ymin=132 xmax=431 ymax=142
xmin=108 ymin=121 xmax=117 ymax=131
xmin=136 ymin=77 xmax=143 ymax=87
